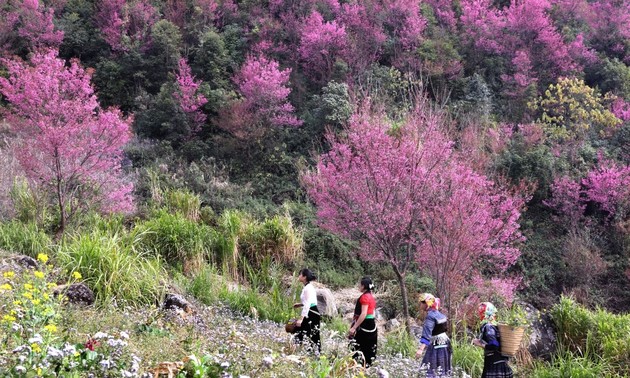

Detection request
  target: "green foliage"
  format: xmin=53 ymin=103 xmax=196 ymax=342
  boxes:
xmin=450 ymin=334 xmax=484 ymax=378
xmin=135 ymin=210 xmax=213 ymax=274
xmin=0 ymin=221 xmax=51 ymax=258
xmin=57 ymin=230 xmax=166 ymax=306
xmin=548 ymin=296 xmax=630 ymax=376
xmin=530 ymin=77 xmax=621 ymax=142
xmin=529 ymin=350 xmax=618 ymax=378
xmin=381 ymin=328 xmax=417 ymax=357
xmin=319 ymin=81 xmax=353 ymax=126
xmin=187 ymin=264 xmax=299 ymax=323
xmin=150 ymin=20 xmax=183 ymax=70
xmin=498 ymin=303 xmax=531 ymax=327
xmin=305 ymin=354 xmax=361 ymax=378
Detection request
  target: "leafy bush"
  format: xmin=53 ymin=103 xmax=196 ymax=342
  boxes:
xmin=381 ymin=328 xmax=417 ymax=357
xmin=57 ymin=231 xmax=165 ymax=306
xmin=135 ymin=210 xmax=213 ymax=275
xmin=0 ymin=221 xmax=52 ymax=257
xmin=548 ymin=296 xmax=630 ymax=376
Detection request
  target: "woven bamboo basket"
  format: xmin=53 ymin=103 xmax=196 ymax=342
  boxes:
xmin=285 ymin=318 xmax=298 ymax=333
xmin=498 ymin=324 xmax=525 ymax=357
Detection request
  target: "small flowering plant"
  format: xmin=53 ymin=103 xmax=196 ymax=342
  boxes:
xmin=0 ymin=254 xmax=142 ymax=377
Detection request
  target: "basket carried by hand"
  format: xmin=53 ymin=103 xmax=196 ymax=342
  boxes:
xmin=498 ymin=324 xmax=525 ymax=357
xmin=285 ymin=318 xmax=299 ymax=333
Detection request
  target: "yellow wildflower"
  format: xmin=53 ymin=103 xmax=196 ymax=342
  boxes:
xmin=44 ymin=324 xmax=57 ymax=333
xmin=2 ymin=271 xmax=15 ymax=279
xmin=37 ymin=367 xmax=42 ymax=376
xmin=23 ymin=292 xmax=33 ymax=300
xmin=31 ymin=343 xmax=42 ymax=353
xmin=43 ymin=293 xmax=50 ymax=300
xmin=37 ymin=253 xmax=49 ymax=263
xmin=31 ymin=299 xmax=41 ymax=306
xmin=47 ymin=283 xmax=57 ymax=289
xmin=72 ymin=271 xmax=82 ymax=280
xmin=13 ymin=300 xmax=22 ymax=306
xmin=34 ymin=271 xmax=45 ymax=279
xmin=24 ymin=283 xmax=34 ymax=291
xmin=2 ymin=314 xmax=16 ymax=323
xmin=0 ymin=283 xmax=12 ymax=291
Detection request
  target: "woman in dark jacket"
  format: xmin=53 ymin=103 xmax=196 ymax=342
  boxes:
xmin=348 ymin=277 xmax=378 ymax=366
xmin=473 ymin=302 xmax=513 ymax=378
xmin=415 ymin=293 xmax=451 ymax=377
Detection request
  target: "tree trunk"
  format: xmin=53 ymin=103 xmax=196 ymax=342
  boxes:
xmin=392 ymin=264 xmax=412 ymax=333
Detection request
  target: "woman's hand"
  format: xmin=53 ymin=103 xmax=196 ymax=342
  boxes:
xmin=472 ymin=338 xmax=484 ymax=348
xmin=415 ymin=345 xmax=426 ymax=359
xmin=347 ymin=328 xmax=356 ymax=338
xmin=295 ymin=319 xmax=302 ymax=327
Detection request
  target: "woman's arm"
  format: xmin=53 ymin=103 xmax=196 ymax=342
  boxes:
xmin=349 ymin=304 xmax=368 ymax=337
xmin=415 ymin=315 xmax=436 ymax=358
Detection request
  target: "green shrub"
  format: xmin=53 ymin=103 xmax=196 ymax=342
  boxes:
xmin=381 ymin=328 xmax=417 ymax=357
xmin=187 ymin=265 xmax=298 ymax=323
xmin=529 ymin=350 xmax=618 ymax=378
xmin=0 ymin=220 xmax=52 ymax=257
xmin=57 ymin=230 xmax=165 ymax=306
xmin=549 ymin=296 xmax=630 ymax=376
xmin=135 ymin=210 xmax=213 ymax=274
xmin=451 ymin=334 xmax=484 ymax=378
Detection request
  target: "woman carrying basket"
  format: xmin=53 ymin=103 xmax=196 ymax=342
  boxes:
xmin=473 ymin=302 xmax=513 ymax=378
xmin=292 ymin=268 xmax=321 ymax=353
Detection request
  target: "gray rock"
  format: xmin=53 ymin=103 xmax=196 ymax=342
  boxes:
xmin=518 ymin=301 xmax=556 ymax=360
xmin=385 ymin=318 xmax=401 ymax=331
xmin=16 ymin=255 xmax=38 ymax=269
xmin=162 ymin=293 xmax=192 ymax=313
xmin=316 ymin=287 xmax=337 ymax=317
xmin=53 ymin=283 xmax=95 ymax=305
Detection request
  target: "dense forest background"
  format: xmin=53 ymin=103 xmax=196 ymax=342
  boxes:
xmin=2 ymin=0 xmax=630 ymax=315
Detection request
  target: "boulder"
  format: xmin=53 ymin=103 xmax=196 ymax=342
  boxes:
xmin=16 ymin=255 xmax=38 ymax=269
xmin=519 ymin=301 xmax=556 ymax=360
xmin=316 ymin=287 xmax=337 ymax=317
xmin=53 ymin=283 xmax=95 ymax=305
xmin=162 ymin=293 xmax=192 ymax=313
xmin=384 ymin=318 xmax=401 ymax=332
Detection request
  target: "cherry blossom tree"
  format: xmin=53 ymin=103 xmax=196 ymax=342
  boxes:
xmin=303 ymin=103 xmax=526 ymax=325
xmin=227 ymin=54 xmax=301 ymax=136
xmin=0 ymin=0 xmax=63 ymax=54
xmin=174 ymin=57 xmax=208 ymax=134
xmin=299 ymin=11 xmax=347 ymax=83
xmin=95 ymin=0 xmax=158 ymax=52
xmin=0 ymin=49 xmax=134 ymax=235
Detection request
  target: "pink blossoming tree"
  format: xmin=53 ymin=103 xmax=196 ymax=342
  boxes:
xmin=174 ymin=57 xmax=208 ymax=134
xmin=0 ymin=49 xmax=134 ymax=235
xmin=227 ymin=54 xmax=301 ymax=136
xmin=303 ymin=104 xmax=526 ymax=326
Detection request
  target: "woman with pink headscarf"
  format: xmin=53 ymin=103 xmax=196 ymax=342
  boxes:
xmin=415 ymin=293 xmax=451 ymax=377
xmin=473 ymin=302 xmax=513 ymax=378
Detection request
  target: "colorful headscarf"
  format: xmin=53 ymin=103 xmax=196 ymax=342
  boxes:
xmin=419 ymin=293 xmax=440 ymax=310
xmin=478 ymin=302 xmax=497 ymax=325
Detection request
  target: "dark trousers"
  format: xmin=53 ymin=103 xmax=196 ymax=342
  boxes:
xmin=350 ymin=318 xmax=377 ymax=366
xmin=295 ymin=306 xmax=321 ymax=353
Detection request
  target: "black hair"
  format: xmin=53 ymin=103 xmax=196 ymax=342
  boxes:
xmin=361 ymin=277 xmax=374 ymax=292
xmin=299 ymin=268 xmax=317 ymax=283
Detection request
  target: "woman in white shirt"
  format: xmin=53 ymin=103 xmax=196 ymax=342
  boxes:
xmin=293 ymin=268 xmax=321 ymax=352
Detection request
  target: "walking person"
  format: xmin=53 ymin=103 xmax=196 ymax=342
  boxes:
xmin=293 ymin=268 xmax=321 ymax=353
xmin=473 ymin=302 xmax=513 ymax=378
xmin=415 ymin=293 xmax=451 ymax=377
xmin=348 ymin=277 xmax=378 ymax=367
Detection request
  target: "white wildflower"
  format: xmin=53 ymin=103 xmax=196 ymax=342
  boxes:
xmin=28 ymin=334 xmax=43 ymax=344
xmin=93 ymin=332 xmax=109 ymax=339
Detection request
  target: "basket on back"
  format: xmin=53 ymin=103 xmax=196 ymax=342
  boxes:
xmin=498 ymin=324 xmax=525 ymax=357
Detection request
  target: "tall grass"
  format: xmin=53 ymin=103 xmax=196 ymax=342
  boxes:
xmin=381 ymin=328 xmax=417 ymax=357
xmin=537 ymin=296 xmax=630 ymax=377
xmin=0 ymin=220 xmax=52 ymax=257
xmin=450 ymin=333 xmax=484 ymax=378
xmin=187 ymin=264 xmax=299 ymax=323
xmin=57 ymin=230 xmax=166 ymax=306
xmin=134 ymin=210 xmax=213 ymax=275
